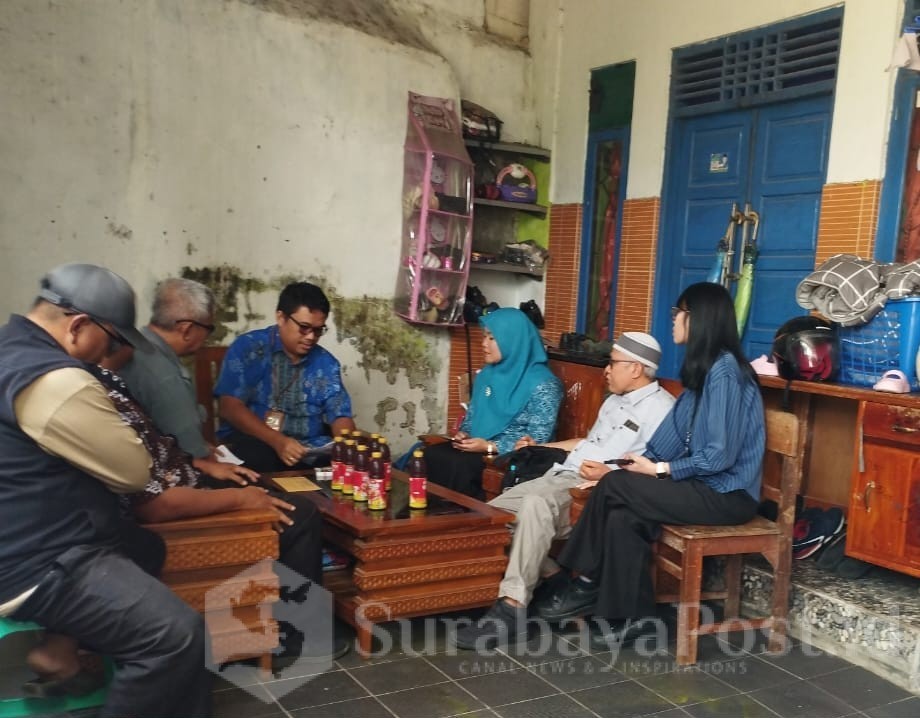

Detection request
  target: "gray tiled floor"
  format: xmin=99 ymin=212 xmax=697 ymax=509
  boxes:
xmin=201 ymin=612 xmax=915 ymax=718
xmin=3 ymin=611 xmax=915 ymax=718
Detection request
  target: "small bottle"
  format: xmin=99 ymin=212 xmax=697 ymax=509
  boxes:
xmin=342 ymin=439 xmax=357 ymax=495
xmin=408 ymin=449 xmax=427 ymax=509
xmin=378 ymin=436 xmax=392 ymax=491
xmin=367 ymin=451 xmax=387 ymax=510
xmin=352 ymin=444 xmax=369 ymax=502
xmin=330 ymin=436 xmax=345 ymax=491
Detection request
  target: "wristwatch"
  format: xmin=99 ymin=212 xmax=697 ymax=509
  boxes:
xmin=656 ymin=461 xmax=670 ymax=479
xmin=487 ymin=442 xmax=496 ymax=455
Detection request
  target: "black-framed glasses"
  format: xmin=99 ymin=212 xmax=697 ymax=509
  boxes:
xmin=64 ymin=310 xmax=126 ymax=355
xmin=670 ymin=306 xmax=690 ymax=320
xmin=284 ymin=313 xmax=327 ymax=337
xmin=608 ymin=359 xmax=637 ymax=367
xmin=177 ymin=318 xmax=216 ymax=335
xmin=88 ymin=317 xmax=126 ymax=355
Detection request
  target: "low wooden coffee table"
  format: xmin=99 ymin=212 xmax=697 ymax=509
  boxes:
xmin=265 ymin=470 xmax=513 ymax=656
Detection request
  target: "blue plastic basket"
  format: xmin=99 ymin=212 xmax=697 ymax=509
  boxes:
xmin=837 ymin=297 xmax=920 ymax=391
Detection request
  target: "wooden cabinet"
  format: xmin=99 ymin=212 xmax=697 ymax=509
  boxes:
xmin=759 ymin=377 xmax=920 ymax=578
xmin=847 ymin=402 xmax=920 ymax=576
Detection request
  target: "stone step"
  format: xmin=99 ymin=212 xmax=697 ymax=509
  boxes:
xmin=742 ymin=558 xmax=920 ymax=694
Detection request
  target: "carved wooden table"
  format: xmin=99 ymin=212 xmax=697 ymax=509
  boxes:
xmin=266 ymin=470 xmax=513 ymax=656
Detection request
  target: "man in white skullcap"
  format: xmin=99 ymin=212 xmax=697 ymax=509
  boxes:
xmin=453 ymin=331 xmax=675 ymax=650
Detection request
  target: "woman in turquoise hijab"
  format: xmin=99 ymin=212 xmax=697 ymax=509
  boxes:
xmin=426 ymin=308 xmax=563 ymax=497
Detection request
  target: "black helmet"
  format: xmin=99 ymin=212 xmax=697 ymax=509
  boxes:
xmin=771 ymin=316 xmax=839 ymax=382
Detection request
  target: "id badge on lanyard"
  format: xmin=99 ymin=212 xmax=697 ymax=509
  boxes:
xmin=265 ymin=408 xmax=285 ymax=432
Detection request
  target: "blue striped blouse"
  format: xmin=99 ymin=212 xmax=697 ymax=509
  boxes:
xmin=644 ymin=351 xmax=764 ymax=500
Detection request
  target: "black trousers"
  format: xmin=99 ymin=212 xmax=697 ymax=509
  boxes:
xmin=557 ymin=471 xmax=758 ymax=620
xmin=198 ymin=476 xmax=324 ymax=584
xmin=13 ymin=545 xmax=211 ymax=718
xmin=225 ymin=431 xmax=331 ymax=472
xmin=423 ymin=442 xmax=485 ymax=498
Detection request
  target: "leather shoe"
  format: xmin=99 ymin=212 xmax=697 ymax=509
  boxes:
xmin=534 ymin=578 xmax=598 ymax=622
xmin=589 ymin=618 xmax=656 ymax=650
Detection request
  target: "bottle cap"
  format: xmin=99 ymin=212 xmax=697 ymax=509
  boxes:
xmin=357 ymin=444 xmax=368 ymax=451
xmin=413 ymin=449 xmax=423 ymax=457
xmin=372 ymin=451 xmax=382 ymax=458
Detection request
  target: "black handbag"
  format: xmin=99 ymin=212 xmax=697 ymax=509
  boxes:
xmin=498 ymin=445 xmax=568 ymax=491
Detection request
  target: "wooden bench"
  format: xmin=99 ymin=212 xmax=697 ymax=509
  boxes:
xmin=143 ymin=509 xmax=280 ymax=674
xmin=482 ymin=367 xmax=682 ymax=501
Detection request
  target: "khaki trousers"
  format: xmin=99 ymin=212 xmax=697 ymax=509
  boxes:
xmin=488 ymin=469 xmax=582 ymax=605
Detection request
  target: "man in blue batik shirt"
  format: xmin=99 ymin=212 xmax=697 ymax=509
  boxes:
xmin=215 ymin=282 xmax=356 ymax=471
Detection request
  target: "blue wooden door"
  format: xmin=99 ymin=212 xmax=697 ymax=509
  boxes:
xmin=654 ymin=95 xmax=831 ymax=378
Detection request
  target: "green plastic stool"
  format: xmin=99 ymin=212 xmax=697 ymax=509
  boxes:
xmin=0 ymin=618 xmax=108 ymax=718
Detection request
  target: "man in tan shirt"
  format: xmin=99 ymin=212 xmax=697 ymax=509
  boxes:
xmin=0 ymin=263 xmax=211 ymax=717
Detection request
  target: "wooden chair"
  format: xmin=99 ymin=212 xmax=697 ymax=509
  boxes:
xmin=653 ymin=408 xmax=804 ymax=664
xmin=194 ymin=345 xmax=228 ymax=444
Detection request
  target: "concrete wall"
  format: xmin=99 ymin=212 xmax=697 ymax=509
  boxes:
xmin=533 ymin=0 xmax=902 ymax=204
xmin=0 ymin=0 xmax=536 ymax=453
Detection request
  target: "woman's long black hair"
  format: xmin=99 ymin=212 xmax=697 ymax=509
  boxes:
xmin=677 ymin=282 xmax=758 ymax=391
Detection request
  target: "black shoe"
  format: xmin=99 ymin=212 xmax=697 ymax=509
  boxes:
xmin=534 ymin=578 xmax=598 ymax=622
xmin=589 ymin=617 xmax=656 ymax=650
xmin=530 ymin=572 xmax=570 ymax=611
xmin=452 ymin=600 xmax=528 ymax=651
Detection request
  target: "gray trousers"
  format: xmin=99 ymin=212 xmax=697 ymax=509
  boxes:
xmin=488 ymin=469 xmax=583 ymax=605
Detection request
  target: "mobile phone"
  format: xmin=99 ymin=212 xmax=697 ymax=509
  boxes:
xmin=604 ymin=458 xmax=635 ymax=466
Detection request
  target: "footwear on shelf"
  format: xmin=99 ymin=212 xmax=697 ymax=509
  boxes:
xmin=452 ymin=599 xmax=528 ymax=651
xmin=533 ymin=578 xmax=598 ymax=622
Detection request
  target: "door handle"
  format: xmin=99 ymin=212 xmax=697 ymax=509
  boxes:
xmin=863 ymin=481 xmax=876 ymax=511
xmin=892 ymin=424 xmax=919 ymax=433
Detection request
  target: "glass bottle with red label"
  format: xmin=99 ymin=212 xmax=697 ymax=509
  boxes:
xmin=342 ymin=439 xmax=357 ymax=496
xmin=330 ymin=436 xmax=345 ymax=491
xmin=408 ymin=449 xmax=427 ymax=509
xmin=367 ymin=451 xmax=386 ymax=511
xmin=352 ymin=444 xmax=369 ymax=502
xmin=378 ymin=436 xmax=392 ymax=491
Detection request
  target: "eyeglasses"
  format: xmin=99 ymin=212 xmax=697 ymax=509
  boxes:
xmin=64 ymin=311 xmax=126 ymax=355
xmin=284 ymin=313 xmax=327 ymax=337
xmin=177 ymin=319 xmax=216 ymax=335
xmin=670 ymin=306 xmax=690 ymax=320
xmin=608 ymin=359 xmax=636 ymax=367
xmin=88 ymin=317 xmax=126 ymax=355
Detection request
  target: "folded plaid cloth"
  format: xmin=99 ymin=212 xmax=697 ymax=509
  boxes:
xmin=797 ymin=254 xmax=920 ymax=326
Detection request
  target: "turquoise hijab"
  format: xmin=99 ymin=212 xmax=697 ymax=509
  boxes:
xmin=468 ymin=308 xmax=555 ymax=440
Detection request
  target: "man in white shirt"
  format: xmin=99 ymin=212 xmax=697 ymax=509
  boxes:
xmin=453 ymin=332 xmax=675 ymax=650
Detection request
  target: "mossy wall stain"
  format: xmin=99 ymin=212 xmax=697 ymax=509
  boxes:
xmin=180 ymin=265 xmax=442 ymax=433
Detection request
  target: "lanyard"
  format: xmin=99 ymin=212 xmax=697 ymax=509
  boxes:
xmin=270 ymin=355 xmax=303 ymax=410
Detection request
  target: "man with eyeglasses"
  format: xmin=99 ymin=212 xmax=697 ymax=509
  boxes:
xmin=119 ymin=277 xmax=258 ymax=485
xmin=0 ymin=264 xmax=211 ymax=716
xmin=453 ymin=332 xmax=674 ymax=651
xmin=215 ymin=281 xmax=356 ymax=471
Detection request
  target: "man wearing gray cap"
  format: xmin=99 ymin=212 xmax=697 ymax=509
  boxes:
xmin=0 ymin=264 xmax=211 ymax=716
xmin=453 ymin=332 xmax=674 ymax=650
